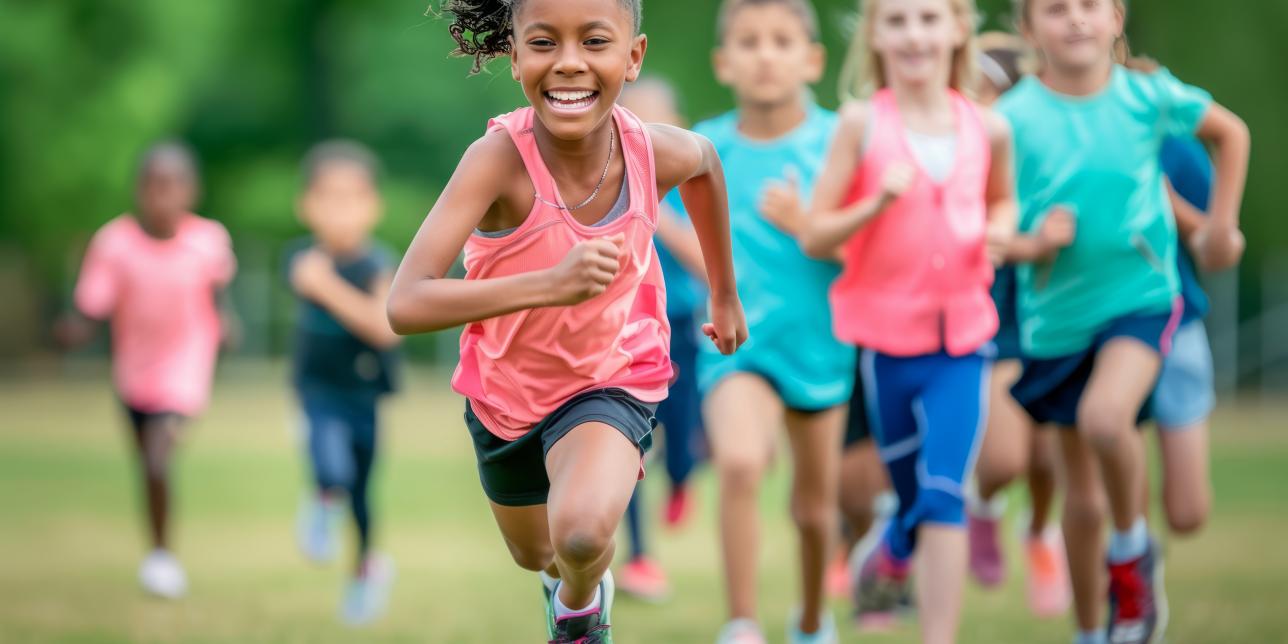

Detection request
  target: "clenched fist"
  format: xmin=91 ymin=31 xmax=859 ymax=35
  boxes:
xmin=545 ymin=234 xmax=624 ymax=306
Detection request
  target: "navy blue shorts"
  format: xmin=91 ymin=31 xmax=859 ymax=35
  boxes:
xmin=1011 ymin=308 xmax=1181 ymax=428
xmin=991 ymin=266 xmax=1023 ymax=361
xmin=465 ymin=388 xmax=656 ymax=507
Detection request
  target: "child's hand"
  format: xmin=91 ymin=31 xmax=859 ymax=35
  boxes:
xmin=985 ymin=219 xmax=1014 ymax=267
xmin=760 ymin=168 xmax=805 ymax=236
xmin=1036 ymin=207 xmax=1076 ymax=258
xmin=1190 ymin=221 xmax=1245 ymax=271
xmin=544 ymin=234 xmax=624 ymax=306
xmin=702 ymin=294 xmax=748 ymax=356
xmin=52 ymin=313 xmax=96 ymax=350
xmin=879 ymin=162 xmax=916 ymax=204
xmin=290 ymin=248 xmax=338 ymax=300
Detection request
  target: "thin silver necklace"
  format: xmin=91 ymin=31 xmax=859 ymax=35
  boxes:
xmin=535 ymin=128 xmax=615 ymax=212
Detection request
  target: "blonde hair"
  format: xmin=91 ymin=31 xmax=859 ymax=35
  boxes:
xmin=839 ymin=0 xmax=980 ymax=101
xmin=1012 ymin=0 xmax=1130 ymax=64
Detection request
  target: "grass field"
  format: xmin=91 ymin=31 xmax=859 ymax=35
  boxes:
xmin=3 ymin=360 xmax=1287 ymax=643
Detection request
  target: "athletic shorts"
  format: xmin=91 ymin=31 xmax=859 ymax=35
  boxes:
xmin=465 ymin=388 xmax=656 ymax=507
xmin=1150 ymin=320 xmax=1215 ymax=430
xmin=123 ymin=403 xmax=184 ymax=436
xmin=1011 ymin=307 xmax=1180 ymax=428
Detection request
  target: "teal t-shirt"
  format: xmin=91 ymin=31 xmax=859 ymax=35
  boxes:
xmin=997 ymin=66 xmax=1211 ymax=358
xmin=692 ymin=104 xmax=854 ymax=409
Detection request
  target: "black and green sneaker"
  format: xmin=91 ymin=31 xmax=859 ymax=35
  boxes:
xmin=541 ymin=573 xmax=559 ymax=640
xmin=548 ymin=570 xmax=615 ymax=644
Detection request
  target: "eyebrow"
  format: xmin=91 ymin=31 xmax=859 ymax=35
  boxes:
xmin=522 ymin=20 xmax=617 ymax=35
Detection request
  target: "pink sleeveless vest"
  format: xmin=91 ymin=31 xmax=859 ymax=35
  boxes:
xmin=831 ymin=89 xmax=998 ymax=357
xmin=451 ymin=105 xmax=673 ymax=440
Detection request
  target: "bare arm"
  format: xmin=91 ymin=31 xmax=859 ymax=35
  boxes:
xmin=651 ymin=123 xmax=746 ymax=354
xmin=799 ymin=103 xmax=907 ymax=259
xmin=983 ymin=110 xmax=1018 ymax=266
xmin=1190 ymin=104 xmax=1250 ymax=271
xmin=386 ymin=133 xmax=564 ymax=334
xmin=293 ymin=254 xmax=400 ymax=349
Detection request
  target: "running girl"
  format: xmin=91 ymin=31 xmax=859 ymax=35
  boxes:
xmin=802 ymin=0 xmax=1016 ymax=641
xmin=388 ymin=1 xmax=746 ymax=641
xmin=58 ymin=141 xmax=237 ymax=599
xmin=1000 ymin=1 xmax=1249 ymax=642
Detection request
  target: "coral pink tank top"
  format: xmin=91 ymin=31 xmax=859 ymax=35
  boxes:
xmin=451 ymin=106 xmax=673 ymax=440
xmin=831 ymin=89 xmax=998 ymax=357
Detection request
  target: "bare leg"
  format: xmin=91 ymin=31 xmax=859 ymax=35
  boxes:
xmin=785 ymin=406 xmax=845 ymax=633
xmin=704 ymin=374 xmax=783 ymax=622
xmin=1060 ymin=430 xmax=1107 ymax=632
xmin=545 ymin=422 xmax=642 ymax=610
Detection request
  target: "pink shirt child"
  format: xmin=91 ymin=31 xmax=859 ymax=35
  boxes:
xmin=451 ymin=105 xmax=674 ymax=440
xmin=74 ymin=214 xmax=237 ymax=416
xmin=831 ymin=89 xmax=997 ymax=357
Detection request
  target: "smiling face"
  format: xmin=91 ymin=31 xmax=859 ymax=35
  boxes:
xmin=509 ymin=0 xmax=646 ymax=141
xmin=714 ymin=3 xmax=823 ymax=110
xmin=1022 ymin=0 xmax=1123 ymax=74
xmin=869 ymin=0 xmax=967 ymax=90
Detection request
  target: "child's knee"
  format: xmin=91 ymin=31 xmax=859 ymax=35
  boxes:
xmin=716 ymin=452 xmax=767 ymax=493
xmin=506 ymin=541 xmax=555 ymax=572
xmin=1063 ymin=486 xmax=1106 ymax=528
xmin=1076 ymin=402 xmax=1136 ymax=451
xmin=1165 ymin=494 xmax=1209 ymax=536
xmin=550 ymin=525 xmax=613 ymax=569
xmin=790 ymin=495 xmax=834 ymax=536
xmin=915 ymin=488 xmax=967 ymax=527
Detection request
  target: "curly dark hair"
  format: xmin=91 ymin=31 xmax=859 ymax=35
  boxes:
xmin=441 ymin=0 xmax=642 ymax=74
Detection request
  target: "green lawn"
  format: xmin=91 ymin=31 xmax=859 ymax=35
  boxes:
xmin=2 ymin=361 xmax=1286 ymax=643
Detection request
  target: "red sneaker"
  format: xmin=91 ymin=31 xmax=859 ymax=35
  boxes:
xmin=617 ymin=556 xmax=669 ymax=603
xmin=663 ymin=484 xmax=693 ymax=529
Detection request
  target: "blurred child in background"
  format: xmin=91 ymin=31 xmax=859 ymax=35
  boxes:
xmin=965 ymin=32 xmax=1072 ymax=619
xmin=287 ymin=140 xmax=401 ymax=625
xmin=803 ymin=0 xmax=1016 ymax=640
xmin=1000 ymin=1 xmax=1249 ymax=641
xmin=58 ymin=141 xmax=237 ymax=599
xmin=615 ymin=77 xmax=711 ymax=603
xmin=697 ymin=1 xmax=855 ymax=641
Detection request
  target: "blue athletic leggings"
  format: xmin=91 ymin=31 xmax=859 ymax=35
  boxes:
xmin=860 ymin=349 xmax=989 ymax=561
xmin=300 ymin=388 xmax=379 ymax=556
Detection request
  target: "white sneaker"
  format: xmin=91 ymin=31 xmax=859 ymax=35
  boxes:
xmin=787 ymin=609 xmax=838 ymax=644
xmin=297 ymin=495 xmax=341 ymax=563
xmin=138 ymin=550 xmax=187 ymax=599
xmin=716 ymin=618 xmax=766 ymax=644
xmin=341 ymin=554 xmax=396 ymax=626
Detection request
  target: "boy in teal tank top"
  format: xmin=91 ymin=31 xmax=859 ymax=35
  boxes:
xmin=698 ymin=1 xmax=853 ymax=642
xmin=694 ymin=104 xmax=854 ymax=410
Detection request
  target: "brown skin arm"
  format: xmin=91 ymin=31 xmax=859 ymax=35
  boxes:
xmin=1190 ymin=104 xmax=1250 ymax=271
xmin=649 ymin=123 xmax=746 ymax=354
xmin=293 ymin=251 xmax=400 ymax=349
xmin=386 ymin=131 xmax=558 ymax=334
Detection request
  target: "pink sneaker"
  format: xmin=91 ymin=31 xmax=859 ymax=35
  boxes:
xmin=663 ymin=484 xmax=693 ymax=529
xmin=825 ymin=552 xmax=851 ymax=599
xmin=968 ymin=512 xmax=1006 ymax=588
xmin=1026 ymin=529 xmax=1072 ymax=618
xmin=617 ymin=556 xmax=670 ymax=603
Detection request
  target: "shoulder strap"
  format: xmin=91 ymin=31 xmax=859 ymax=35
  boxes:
xmin=486 ymin=107 xmax=561 ymax=206
xmin=613 ymin=104 xmax=658 ymax=222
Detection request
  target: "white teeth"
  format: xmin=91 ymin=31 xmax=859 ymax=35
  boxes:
xmin=548 ymin=90 xmax=594 ymax=102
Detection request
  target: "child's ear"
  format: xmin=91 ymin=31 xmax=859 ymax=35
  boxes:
xmin=624 ymin=34 xmax=648 ymax=82
xmin=510 ymin=36 xmax=520 ymax=82
xmin=804 ymin=42 xmax=826 ymax=84
xmin=712 ymin=47 xmax=731 ymax=85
